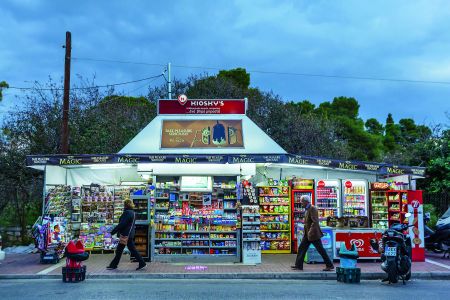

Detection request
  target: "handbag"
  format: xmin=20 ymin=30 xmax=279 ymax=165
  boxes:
xmin=119 ymin=212 xmax=135 ymax=246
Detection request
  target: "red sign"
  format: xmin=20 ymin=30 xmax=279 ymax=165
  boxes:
xmin=158 ymin=99 xmax=246 ymax=115
xmin=317 ymin=180 xmax=325 ymax=188
xmin=334 ymin=231 xmax=382 ymax=259
xmin=345 ymin=181 xmax=352 ymax=188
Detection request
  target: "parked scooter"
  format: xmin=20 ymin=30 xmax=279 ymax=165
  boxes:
xmin=370 ymin=213 xmax=414 ymax=284
xmin=424 ymin=207 xmax=450 ymax=258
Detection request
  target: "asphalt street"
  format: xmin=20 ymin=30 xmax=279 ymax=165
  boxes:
xmin=1 ymin=279 xmax=449 ymax=300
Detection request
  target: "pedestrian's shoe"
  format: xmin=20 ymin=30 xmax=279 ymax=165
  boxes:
xmin=136 ymin=263 xmax=147 ymax=271
xmin=291 ymin=265 xmax=303 ymax=270
xmin=131 ymin=259 xmax=139 ymax=263
xmin=322 ymin=266 xmax=334 ymax=271
xmin=106 ymin=265 xmax=117 ymax=270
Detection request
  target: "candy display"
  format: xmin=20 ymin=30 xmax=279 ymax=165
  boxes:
xmin=153 ymin=176 xmax=239 ymax=259
xmin=258 ymin=185 xmax=291 ymax=253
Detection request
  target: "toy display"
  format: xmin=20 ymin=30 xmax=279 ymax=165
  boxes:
xmin=45 ymin=186 xmax=72 ymax=217
xmin=258 ymin=185 xmax=291 ymax=253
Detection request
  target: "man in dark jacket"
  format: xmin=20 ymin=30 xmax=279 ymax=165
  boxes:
xmin=292 ymin=195 xmax=334 ymax=271
xmin=107 ymin=199 xmax=146 ymax=270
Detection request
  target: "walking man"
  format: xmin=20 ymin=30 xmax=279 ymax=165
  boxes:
xmin=292 ymin=195 xmax=334 ymax=271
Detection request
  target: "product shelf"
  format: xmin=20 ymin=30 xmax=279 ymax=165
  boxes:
xmin=260 ymin=213 xmax=289 ymax=215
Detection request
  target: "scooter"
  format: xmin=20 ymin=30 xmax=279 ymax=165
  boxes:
xmin=424 ymin=207 xmax=450 ymax=258
xmin=370 ymin=213 xmax=414 ymax=284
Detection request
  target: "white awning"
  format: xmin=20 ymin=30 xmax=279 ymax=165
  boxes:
xmin=118 ymin=114 xmax=287 ymax=154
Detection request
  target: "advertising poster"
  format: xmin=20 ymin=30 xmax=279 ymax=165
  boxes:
xmin=161 ymin=120 xmax=244 ymax=148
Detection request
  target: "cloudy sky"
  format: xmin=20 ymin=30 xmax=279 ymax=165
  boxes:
xmin=1 ymin=0 xmax=450 ymax=125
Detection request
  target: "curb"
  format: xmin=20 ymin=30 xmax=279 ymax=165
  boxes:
xmin=1 ymin=272 xmax=450 ymax=280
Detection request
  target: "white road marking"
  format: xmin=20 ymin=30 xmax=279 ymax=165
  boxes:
xmin=36 ymin=260 xmax=65 ymax=275
xmin=425 ymin=258 xmax=450 ymax=270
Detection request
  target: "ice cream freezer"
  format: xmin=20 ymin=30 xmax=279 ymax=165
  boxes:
xmin=333 ymin=229 xmax=383 ymax=260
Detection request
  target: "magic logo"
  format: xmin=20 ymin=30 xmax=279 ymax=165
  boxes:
xmin=339 ymin=162 xmax=357 ymax=170
xmin=175 ymin=157 xmax=197 ymax=163
xmin=117 ymin=156 xmax=139 ymax=163
xmin=288 ymin=156 xmax=309 ymax=165
xmin=232 ymin=156 xmax=254 ymax=163
xmin=387 ymin=166 xmax=404 ymax=175
xmin=190 ymin=100 xmax=225 ymax=107
xmin=59 ymin=156 xmax=82 ymax=165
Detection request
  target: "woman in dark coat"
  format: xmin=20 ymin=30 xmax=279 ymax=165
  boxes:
xmin=107 ymin=199 xmax=146 ymax=270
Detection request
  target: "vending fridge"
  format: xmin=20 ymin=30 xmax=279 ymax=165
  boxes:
xmin=341 ymin=179 xmax=369 ymax=217
xmin=369 ymin=182 xmax=390 ymax=229
xmin=291 ymin=179 xmax=314 ymax=253
xmin=315 ymin=180 xmax=340 ymax=226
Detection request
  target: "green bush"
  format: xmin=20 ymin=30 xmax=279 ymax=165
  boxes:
xmin=423 ymin=204 xmax=438 ymax=229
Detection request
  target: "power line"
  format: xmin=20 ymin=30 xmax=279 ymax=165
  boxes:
xmin=71 ymin=56 xmax=450 ymax=85
xmin=6 ymin=74 xmax=164 ymax=91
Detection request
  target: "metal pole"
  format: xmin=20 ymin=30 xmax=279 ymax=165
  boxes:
xmin=168 ymin=62 xmax=172 ymax=99
xmin=61 ymin=31 xmax=71 ymax=154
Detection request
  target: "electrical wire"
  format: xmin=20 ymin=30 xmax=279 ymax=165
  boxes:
xmin=6 ymin=74 xmax=164 ymax=91
xmin=71 ymin=56 xmax=450 ymax=85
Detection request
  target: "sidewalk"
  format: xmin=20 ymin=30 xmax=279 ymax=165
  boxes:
xmin=1 ymin=252 xmax=450 ymax=280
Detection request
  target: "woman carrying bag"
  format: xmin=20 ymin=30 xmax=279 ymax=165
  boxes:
xmin=107 ymin=199 xmax=146 ymax=270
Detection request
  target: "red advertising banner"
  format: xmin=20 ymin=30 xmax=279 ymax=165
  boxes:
xmin=407 ymin=190 xmax=425 ymax=262
xmin=334 ymin=230 xmax=383 ymax=259
xmin=158 ymin=99 xmax=246 ymax=115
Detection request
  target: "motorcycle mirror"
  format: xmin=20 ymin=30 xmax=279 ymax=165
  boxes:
xmin=405 ymin=212 xmax=412 ymax=218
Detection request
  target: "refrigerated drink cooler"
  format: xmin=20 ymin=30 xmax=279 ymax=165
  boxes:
xmin=342 ymin=180 xmax=369 ymax=217
xmin=315 ymin=180 xmax=340 ymax=226
xmin=291 ymin=179 xmax=314 ymax=253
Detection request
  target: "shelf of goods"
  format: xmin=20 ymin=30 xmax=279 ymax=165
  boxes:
xmin=258 ymin=186 xmax=291 ymax=253
xmin=315 ymin=181 xmax=340 ymax=226
xmin=342 ymin=181 xmax=368 ymax=217
xmin=242 ymin=204 xmax=261 ymax=264
xmin=291 ymin=187 xmax=314 ymax=253
xmin=152 ymin=176 xmax=240 ymax=262
xmin=387 ymin=191 xmax=410 ymax=227
xmin=370 ymin=190 xmax=389 ymax=229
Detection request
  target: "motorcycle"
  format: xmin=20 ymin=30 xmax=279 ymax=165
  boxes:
xmin=370 ymin=213 xmax=414 ymax=284
xmin=424 ymin=207 xmax=450 ymax=258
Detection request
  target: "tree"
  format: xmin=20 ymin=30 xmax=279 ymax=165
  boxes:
xmin=0 ymin=81 xmax=8 ymax=101
xmin=365 ymin=118 xmax=384 ymax=135
xmin=217 ymin=68 xmax=250 ymax=90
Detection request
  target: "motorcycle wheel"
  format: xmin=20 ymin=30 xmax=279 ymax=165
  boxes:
xmin=387 ymin=261 xmax=398 ymax=283
xmin=405 ymin=270 xmax=411 ymax=281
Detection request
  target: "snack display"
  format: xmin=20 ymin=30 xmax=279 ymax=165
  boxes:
xmin=387 ymin=190 xmax=409 ymax=227
xmin=258 ymin=185 xmax=291 ymax=253
xmin=153 ymin=176 xmax=239 ymax=259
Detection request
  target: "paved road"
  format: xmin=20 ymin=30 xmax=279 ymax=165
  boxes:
xmin=1 ymin=279 xmax=449 ymax=300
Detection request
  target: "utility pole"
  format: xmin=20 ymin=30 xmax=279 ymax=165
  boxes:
xmin=168 ymin=62 xmax=172 ymax=99
xmin=61 ymin=31 xmax=71 ymax=154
